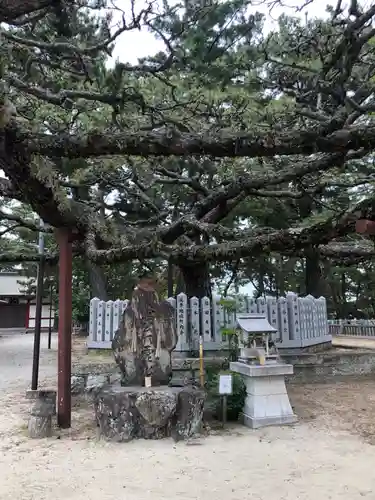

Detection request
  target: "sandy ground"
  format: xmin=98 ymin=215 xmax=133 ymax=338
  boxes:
xmin=333 ymin=334 xmax=375 ymax=349
xmin=1 ymin=334 xmax=375 ymax=500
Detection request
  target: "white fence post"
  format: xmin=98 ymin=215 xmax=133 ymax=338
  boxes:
xmin=286 ymin=292 xmax=302 ymax=348
xmin=86 ymin=292 xmax=331 ymax=350
xmin=176 ymin=293 xmax=188 ymax=351
xmin=212 ymin=295 xmax=225 ymax=344
xmin=190 ymin=296 xmax=200 ymax=350
xmin=105 ymin=300 xmax=113 ymax=343
xmin=96 ymin=300 xmax=106 ymax=343
xmin=267 ymin=296 xmax=278 ymax=334
xmin=278 ymin=297 xmax=289 ymax=345
xmin=201 ymin=296 xmax=212 ymax=343
xmin=89 ymin=297 xmax=100 ymax=343
xmin=113 ymin=299 xmax=123 ymax=336
xmin=256 ymin=297 xmax=267 ymax=317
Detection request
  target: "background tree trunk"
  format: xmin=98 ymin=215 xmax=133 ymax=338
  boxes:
xmin=87 ymin=261 xmax=108 ymax=300
xmin=298 ymin=192 xmax=324 ymax=297
xmin=167 ymin=259 xmax=174 ymax=297
xmin=305 ymin=246 xmax=322 ymax=297
xmin=179 ymin=261 xmax=212 ymax=298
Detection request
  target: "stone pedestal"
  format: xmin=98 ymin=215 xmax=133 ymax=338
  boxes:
xmin=230 ymin=362 xmax=297 ymax=429
xmin=94 ymin=385 xmax=205 ymax=442
xmin=26 ymin=389 xmax=57 ymax=438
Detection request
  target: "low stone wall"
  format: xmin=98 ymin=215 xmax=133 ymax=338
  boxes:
xmin=71 ymin=364 xmax=119 ymax=396
xmin=72 ymin=348 xmax=375 ymax=391
xmin=283 ymin=349 xmax=375 ymax=383
xmin=278 ymin=341 xmax=332 ymax=355
xmin=71 ymin=358 xmax=225 ymax=395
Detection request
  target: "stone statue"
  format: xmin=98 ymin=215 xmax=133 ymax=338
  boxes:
xmin=112 ymin=277 xmax=178 ymax=386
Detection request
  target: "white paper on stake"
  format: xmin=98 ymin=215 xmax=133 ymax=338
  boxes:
xmin=219 ymin=374 xmax=233 ymax=395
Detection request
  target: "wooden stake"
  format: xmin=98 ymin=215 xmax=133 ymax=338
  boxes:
xmin=222 ymin=395 xmax=227 ymax=427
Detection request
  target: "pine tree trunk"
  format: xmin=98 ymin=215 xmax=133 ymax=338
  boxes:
xmin=340 ymin=272 xmax=348 ymax=317
xmin=298 ymin=192 xmax=323 ymax=297
xmin=167 ymin=259 xmax=174 ymax=297
xmin=87 ymin=261 xmax=108 ymax=300
xmin=305 ymin=246 xmax=322 ymax=297
xmin=179 ymin=261 xmax=212 ymax=299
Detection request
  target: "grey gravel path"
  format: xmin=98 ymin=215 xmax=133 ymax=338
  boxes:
xmin=0 ymin=332 xmax=57 ymax=391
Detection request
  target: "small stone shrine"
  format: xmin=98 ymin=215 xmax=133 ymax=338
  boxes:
xmin=230 ymin=314 xmax=297 ymax=429
xmin=94 ymin=277 xmax=206 ymax=442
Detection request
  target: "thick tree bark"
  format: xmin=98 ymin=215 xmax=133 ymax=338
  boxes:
xmin=179 ymin=261 xmax=212 ymax=298
xmin=257 ymin=262 xmax=266 ymax=298
xmin=167 ymin=258 xmax=174 ymax=297
xmin=29 ymin=125 xmax=375 ymax=159
xmin=0 ymin=0 xmax=54 ymax=22
xmin=87 ymin=261 xmax=108 ymax=300
xmin=305 ymin=246 xmax=323 ymax=297
xmin=340 ymin=272 xmax=348 ymax=317
xmin=275 ymin=256 xmax=285 ymax=297
xmin=298 ymin=192 xmax=324 ymax=297
xmin=174 ymin=267 xmax=185 ymax=295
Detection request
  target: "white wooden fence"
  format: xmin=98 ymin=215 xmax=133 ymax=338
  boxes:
xmin=328 ymin=320 xmax=375 ymax=337
xmin=88 ymin=292 xmax=331 ymax=351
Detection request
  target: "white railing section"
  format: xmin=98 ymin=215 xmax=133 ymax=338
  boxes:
xmin=328 ymin=319 xmax=375 ymax=337
xmin=88 ymin=292 xmax=331 ymax=351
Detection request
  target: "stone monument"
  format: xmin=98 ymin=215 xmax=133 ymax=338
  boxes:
xmin=230 ymin=314 xmax=297 ymax=429
xmin=112 ymin=277 xmax=177 ymax=387
xmin=94 ymin=278 xmax=206 ymax=442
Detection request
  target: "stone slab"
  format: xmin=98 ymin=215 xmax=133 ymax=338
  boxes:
xmin=25 ymin=389 xmax=56 ymax=400
xmin=230 ymin=361 xmax=294 ymax=377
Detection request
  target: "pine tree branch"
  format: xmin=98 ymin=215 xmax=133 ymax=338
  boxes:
xmin=0 ymin=251 xmax=58 ymax=263
xmin=320 ymin=242 xmax=375 ymax=261
xmin=0 ymin=178 xmax=19 ymax=199
xmin=24 ymin=124 xmax=375 ymax=159
xmin=0 ymin=0 xmax=53 ymax=23
xmin=0 ymin=210 xmax=53 ymax=232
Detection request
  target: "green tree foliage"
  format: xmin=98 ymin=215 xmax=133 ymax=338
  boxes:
xmin=0 ymin=0 xmax=375 ymax=311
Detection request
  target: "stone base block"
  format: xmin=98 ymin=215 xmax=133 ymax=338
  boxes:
xmin=28 ymin=415 xmax=53 ymax=438
xmin=230 ymin=361 xmax=297 ymax=429
xmin=94 ymin=385 xmax=206 ymax=442
xmin=241 ymin=412 xmax=298 ymax=429
xmin=26 ymin=389 xmax=56 ymax=438
xmin=26 ymin=389 xmax=57 ymax=416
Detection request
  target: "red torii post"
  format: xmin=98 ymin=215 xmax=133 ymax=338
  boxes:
xmin=355 ymin=219 xmax=375 ymax=236
xmin=56 ymin=229 xmax=73 ymax=428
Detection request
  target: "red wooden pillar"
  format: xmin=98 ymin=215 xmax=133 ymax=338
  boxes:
xmin=355 ymin=219 xmax=375 ymax=235
xmin=56 ymin=229 xmax=73 ymax=428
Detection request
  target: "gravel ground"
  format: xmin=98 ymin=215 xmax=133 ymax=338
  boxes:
xmin=1 ymin=333 xmax=375 ymax=500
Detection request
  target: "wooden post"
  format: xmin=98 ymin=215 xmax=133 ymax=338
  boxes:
xmin=56 ymin=229 xmax=72 ymax=428
xmin=31 ymin=219 xmax=45 ymax=390
xmin=222 ymin=395 xmax=227 ymax=427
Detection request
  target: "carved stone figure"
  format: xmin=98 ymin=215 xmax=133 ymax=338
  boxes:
xmin=112 ymin=277 xmax=178 ymax=386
